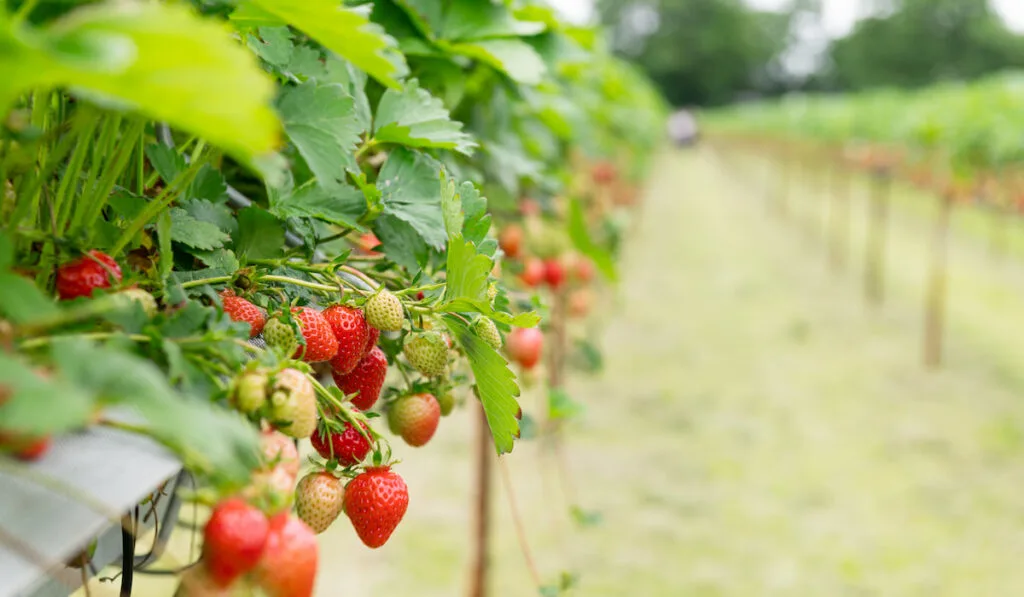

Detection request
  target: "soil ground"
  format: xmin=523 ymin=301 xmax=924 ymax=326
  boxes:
xmin=82 ymin=148 xmax=1024 ymax=596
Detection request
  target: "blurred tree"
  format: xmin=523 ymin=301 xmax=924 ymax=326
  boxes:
xmin=826 ymin=0 xmax=1024 ymax=90
xmin=598 ymin=0 xmax=796 ymax=106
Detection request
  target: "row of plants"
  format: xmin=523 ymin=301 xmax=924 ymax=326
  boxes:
xmin=706 ymin=72 xmax=1024 ymax=203
xmin=0 ymin=0 xmax=665 ymax=595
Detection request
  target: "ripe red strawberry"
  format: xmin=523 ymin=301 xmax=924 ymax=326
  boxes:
xmin=499 ymin=224 xmax=523 ymax=259
xmin=310 ymin=421 xmax=372 ymax=466
xmin=269 ymin=368 xmax=317 ymax=439
xmin=323 ymin=305 xmax=370 ymax=375
xmin=15 ymin=437 xmax=51 ymax=461
xmin=571 ymin=255 xmax=595 ymax=283
xmin=295 ymin=471 xmax=345 ymax=534
xmin=220 ymin=293 xmax=265 ymax=338
xmin=202 ymin=498 xmax=270 ymax=587
xmin=355 ymin=232 xmax=381 ymax=256
xmin=254 ymin=513 xmax=318 ymax=597
xmin=333 ymin=346 xmax=387 ymax=411
xmin=290 ymin=307 xmax=339 ymax=363
xmin=520 ymin=257 xmax=545 ymax=288
xmin=388 ymin=393 xmax=441 ymax=447
xmin=543 ymin=258 xmax=566 ymax=289
xmin=343 ymin=466 xmax=409 ymax=548
xmin=56 ymin=250 xmax=121 ymax=300
xmin=507 ymin=327 xmax=543 ymax=369
xmin=363 ymin=326 xmax=380 ymax=357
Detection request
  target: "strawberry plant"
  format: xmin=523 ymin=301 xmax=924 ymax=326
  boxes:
xmin=0 ymin=0 xmax=664 ymax=594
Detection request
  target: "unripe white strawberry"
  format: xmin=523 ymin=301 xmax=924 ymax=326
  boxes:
xmin=364 ymin=290 xmax=404 ymax=332
xmin=268 ymin=369 xmax=317 ymax=439
xmin=403 ymin=331 xmax=448 ymax=377
xmin=295 ymin=471 xmax=345 ymax=534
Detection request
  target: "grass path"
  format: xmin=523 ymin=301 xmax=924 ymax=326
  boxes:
xmin=84 ymin=149 xmax=1024 ymax=596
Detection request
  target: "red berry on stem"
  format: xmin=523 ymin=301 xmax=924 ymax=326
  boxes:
xmin=220 ymin=293 xmax=266 ymax=338
xmin=498 ymin=224 xmax=523 ymax=259
xmin=310 ymin=421 xmax=372 ymax=466
xmin=363 ymin=327 xmax=380 ymax=358
xmin=333 ymin=346 xmax=387 ymax=411
xmin=291 ymin=307 xmax=339 ymax=363
xmin=507 ymin=327 xmax=543 ymax=369
xmin=520 ymin=257 xmax=545 ymax=288
xmin=202 ymin=498 xmax=270 ymax=587
xmin=254 ymin=513 xmax=318 ymax=597
xmin=343 ymin=466 xmax=409 ymax=548
xmin=322 ymin=305 xmax=370 ymax=375
xmin=543 ymin=258 xmax=565 ymax=289
xmin=388 ymin=393 xmax=441 ymax=447
xmin=56 ymin=251 xmax=121 ymax=300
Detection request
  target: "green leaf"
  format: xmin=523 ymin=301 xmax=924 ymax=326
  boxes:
xmin=567 ymin=199 xmax=616 ymax=282
xmin=441 ymin=171 xmax=462 ymax=241
xmin=157 ymin=209 xmax=173 ymax=285
xmin=170 ymin=208 xmax=230 ymax=250
xmin=439 ymin=0 xmax=546 ymax=41
xmin=0 ymin=3 xmax=280 ymax=164
xmin=180 ymin=199 xmax=237 ymax=235
xmin=458 ymin=180 xmax=490 ymax=245
xmin=548 ymin=387 xmax=584 ymax=421
xmin=442 ymin=315 xmax=520 ymax=454
xmin=378 ymin=148 xmax=447 ymax=249
xmin=446 ymin=38 xmax=546 ymax=85
xmin=145 ymin=144 xmax=185 ymax=184
xmin=188 ymin=165 xmax=229 ymax=204
xmin=277 ymin=80 xmax=363 ymax=190
xmin=374 ymin=79 xmax=476 ymax=155
xmin=0 ymin=231 xmax=12 ymax=270
xmin=234 ymin=206 xmax=285 ymax=261
xmin=244 ymin=0 xmax=408 ymax=88
xmin=269 ymin=179 xmax=364 ymax=228
xmin=439 ymin=297 xmax=540 ymax=328
xmin=373 ymin=214 xmax=429 ymax=271
xmin=445 ymin=236 xmax=491 ymax=303
xmin=245 ymin=26 xmax=294 ymax=68
xmin=191 ymin=249 xmax=240 ymax=272
xmin=0 ymin=273 xmax=58 ymax=324
xmin=0 ymin=353 xmax=94 ymax=436
xmin=53 ymin=339 xmax=260 ymax=486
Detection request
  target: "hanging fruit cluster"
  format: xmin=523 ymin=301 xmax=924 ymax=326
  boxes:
xmin=0 ymin=0 xmax=666 ymax=594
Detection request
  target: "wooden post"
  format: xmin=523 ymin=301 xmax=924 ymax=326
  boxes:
xmin=864 ymin=169 xmax=890 ymax=305
xmin=829 ymin=165 xmax=850 ymax=271
xmin=468 ymin=402 xmax=492 ymax=597
xmin=924 ymin=192 xmax=954 ymax=368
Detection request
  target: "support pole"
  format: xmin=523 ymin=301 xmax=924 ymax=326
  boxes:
xmin=468 ymin=401 xmax=492 ymax=597
xmin=924 ymin=192 xmax=954 ymax=368
xmin=864 ymin=169 xmax=891 ymax=305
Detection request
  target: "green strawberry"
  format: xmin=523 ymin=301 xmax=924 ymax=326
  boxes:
xmin=364 ymin=290 xmax=404 ymax=332
xmin=403 ymin=331 xmax=448 ymax=377
xmin=471 ymin=317 xmax=502 ymax=350
xmin=232 ymin=368 xmax=269 ymax=414
xmin=263 ymin=318 xmax=299 ymax=356
xmin=436 ymin=391 xmax=455 ymax=416
xmin=269 ymin=368 xmax=317 ymax=439
xmin=115 ymin=288 xmax=158 ymax=317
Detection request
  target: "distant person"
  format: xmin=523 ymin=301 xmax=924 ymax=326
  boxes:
xmin=668 ymin=109 xmax=699 ymax=147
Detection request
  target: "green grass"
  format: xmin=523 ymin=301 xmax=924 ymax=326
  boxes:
xmin=82 ymin=149 xmax=1024 ymax=596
